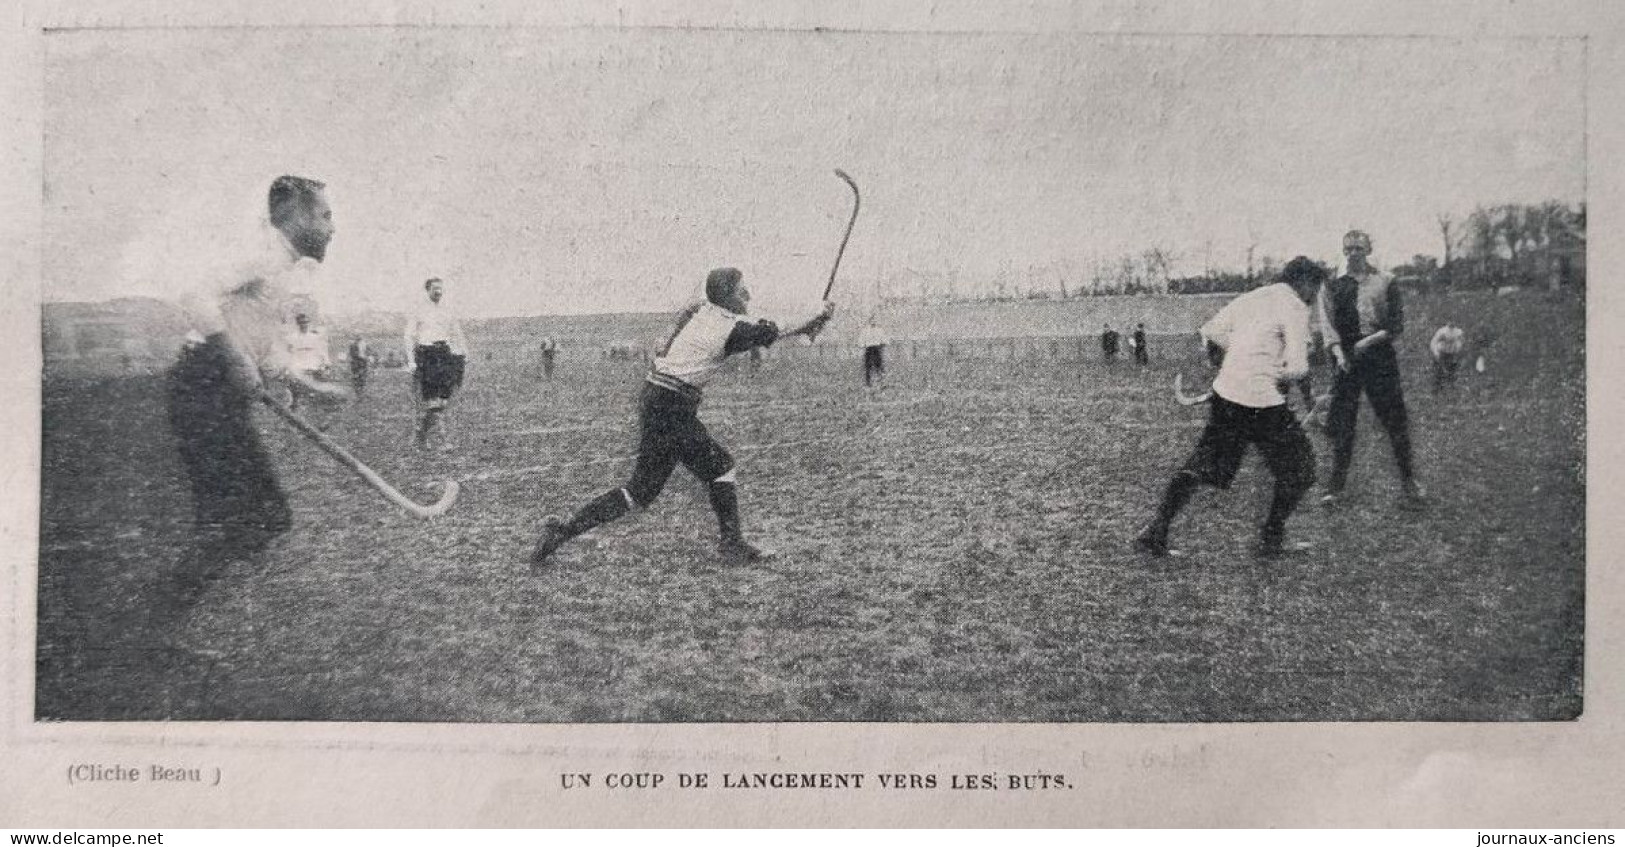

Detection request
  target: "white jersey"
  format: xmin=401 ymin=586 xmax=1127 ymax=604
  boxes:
xmin=649 ymin=302 xmax=778 ymax=394
xmin=173 ymin=223 xmax=321 ymax=378
xmin=1202 ymin=283 xmax=1311 ymax=409
xmin=285 ymin=326 xmax=332 ymax=374
xmin=405 ymin=298 xmax=470 ymax=356
xmin=1431 ymin=325 xmax=1466 ymax=358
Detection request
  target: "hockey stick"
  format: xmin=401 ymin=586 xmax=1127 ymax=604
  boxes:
xmin=1173 ymin=373 xmax=1213 ymax=407
xmin=823 ymin=169 xmax=861 ymax=301
xmin=259 ymin=391 xmax=460 ymax=519
xmin=806 ymin=169 xmax=859 ymax=344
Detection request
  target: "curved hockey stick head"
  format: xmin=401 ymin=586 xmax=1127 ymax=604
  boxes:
xmin=406 ymin=480 xmax=460 ymax=519
xmin=835 ymin=168 xmax=859 ymax=195
xmin=1173 ymin=372 xmax=1213 ymax=406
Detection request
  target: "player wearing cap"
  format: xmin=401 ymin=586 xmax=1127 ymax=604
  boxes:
xmin=529 ymin=268 xmax=835 ymax=569
xmin=1317 ymin=230 xmax=1425 ymax=508
xmin=1135 ymin=257 xmax=1326 ymax=558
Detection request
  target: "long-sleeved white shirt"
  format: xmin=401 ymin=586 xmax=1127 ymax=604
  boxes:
xmin=404 ymin=298 xmax=470 ymax=362
xmin=1202 ymin=283 xmax=1311 ymax=409
xmin=285 ymin=326 xmax=332 ymax=374
xmin=176 ymin=223 xmax=320 ymax=378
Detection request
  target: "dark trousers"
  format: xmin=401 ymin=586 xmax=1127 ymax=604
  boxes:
xmin=1325 ymin=345 xmax=1415 ymax=490
xmin=624 ymin=384 xmax=735 ymax=504
xmin=559 ymin=382 xmax=743 ymax=544
xmin=1149 ymin=394 xmax=1316 ymax=542
xmin=166 ymin=339 xmax=290 ymax=590
xmin=1432 ymin=353 xmax=1460 ymax=393
xmin=863 ymin=346 xmax=885 ymax=386
xmin=350 ymin=362 xmax=369 ymax=395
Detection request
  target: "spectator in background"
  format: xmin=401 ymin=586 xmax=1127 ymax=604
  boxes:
xmin=1100 ymin=322 xmax=1121 ymax=362
xmin=540 ymin=336 xmax=558 ymax=380
xmin=347 ymin=337 xmax=372 ymax=398
xmin=1131 ymin=322 xmax=1150 ymax=365
xmin=859 ymin=316 xmax=889 ymax=388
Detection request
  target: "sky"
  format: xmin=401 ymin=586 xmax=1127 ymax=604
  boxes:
xmin=42 ymin=27 xmax=1585 ymax=318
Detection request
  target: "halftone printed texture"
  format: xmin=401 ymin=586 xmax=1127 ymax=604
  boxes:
xmin=36 ymin=290 xmax=1582 ymax=722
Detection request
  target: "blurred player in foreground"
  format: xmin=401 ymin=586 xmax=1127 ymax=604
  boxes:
xmin=1135 ymin=257 xmax=1326 ymax=558
xmin=530 ymin=268 xmax=834 ymax=569
xmin=164 ymin=175 xmax=348 ymax=605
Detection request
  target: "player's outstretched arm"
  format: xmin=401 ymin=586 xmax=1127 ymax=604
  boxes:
xmin=782 ymin=301 xmax=837 ymax=339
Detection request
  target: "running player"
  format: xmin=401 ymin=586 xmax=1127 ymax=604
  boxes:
xmin=529 ymin=267 xmax=834 ymax=569
xmin=1135 ymin=257 xmax=1326 ymax=558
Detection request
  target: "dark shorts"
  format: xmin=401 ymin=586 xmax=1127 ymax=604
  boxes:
xmin=624 ymin=382 xmax=734 ymax=505
xmin=415 ymin=343 xmax=465 ymax=401
xmin=1182 ymin=394 xmax=1316 ymax=490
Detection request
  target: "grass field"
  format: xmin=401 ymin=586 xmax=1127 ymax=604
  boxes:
xmin=36 ymin=289 xmax=1584 ymax=722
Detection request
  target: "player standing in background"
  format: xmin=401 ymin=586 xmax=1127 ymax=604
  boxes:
xmin=1131 ymin=322 xmax=1150 ymax=365
xmin=164 ymin=175 xmax=348 ymax=606
xmin=1100 ymin=322 xmax=1120 ymax=363
xmin=283 ymin=312 xmax=331 ymax=413
xmin=529 ymin=267 xmax=835 ymax=569
xmin=859 ymin=315 xmax=888 ymax=388
xmin=404 ymin=277 xmax=470 ymax=450
xmin=1135 ymin=257 xmax=1326 ymax=558
xmin=539 ymin=336 xmax=558 ymax=380
xmin=1317 ymin=230 xmax=1426 ymax=508
xmin=1430 ymin=322 xmax=1466 ymax=393
xmin=348 ymin=336 xmax=371 ymax=397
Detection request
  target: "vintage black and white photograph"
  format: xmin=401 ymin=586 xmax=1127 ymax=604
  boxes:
xmin=35 ymin=22 xmax=1585 ymax=724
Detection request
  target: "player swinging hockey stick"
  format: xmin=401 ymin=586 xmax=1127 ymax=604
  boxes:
xmin=1135 ymin=256 xmax=1327 ymax=558
xmin=528 ymin=267 xmax=835 ymax=569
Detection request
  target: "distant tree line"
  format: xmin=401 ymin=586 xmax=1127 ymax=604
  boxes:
xmin=872 ymin=199 xmax=1584 ymax=303
xmin=1418 ymin=201 xmax=1586 ymax=290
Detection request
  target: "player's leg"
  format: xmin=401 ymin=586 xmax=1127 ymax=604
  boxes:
xmin=675 ymin=419 xmax=767 ymax=563
xmin=163 ymin=343 xmax=289 ymax=603
xmin=1321 ymin=365 xmax=1363 ymax=504
xmin=532 ymin=386 xmax=680 ymax=568
xmin=1365 ymin=349 xmax=1424 ymax=505
xmin=1136 ymin=397 xmax=1246 ymax=556
xmin=1255 ymin=406 xmax=1317 ymax=555
xmin=413 ymin=345 xmax=434 ymax=446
